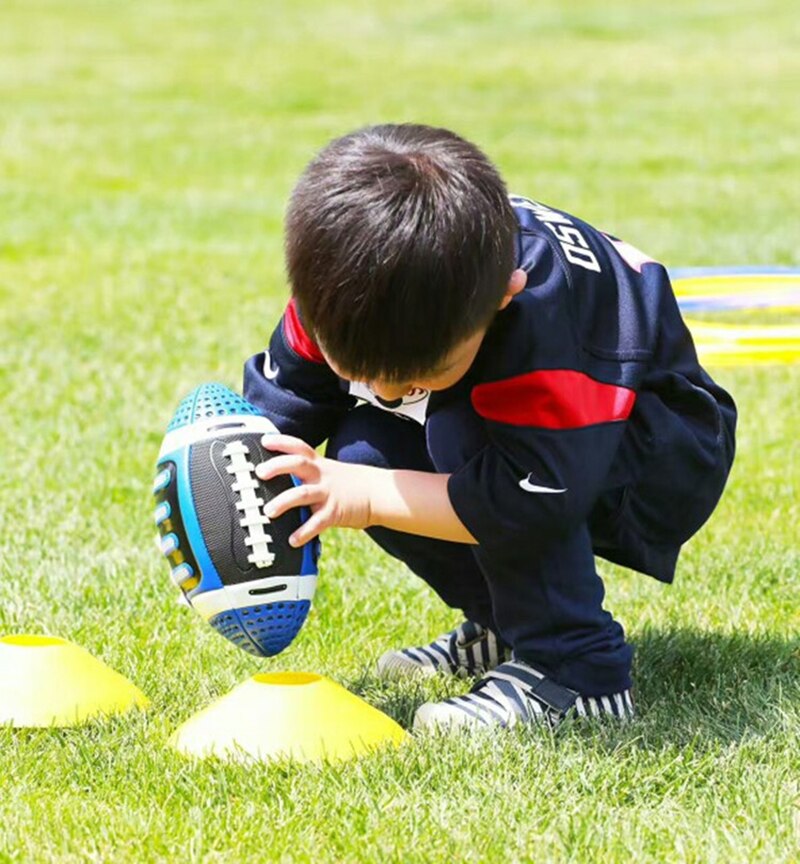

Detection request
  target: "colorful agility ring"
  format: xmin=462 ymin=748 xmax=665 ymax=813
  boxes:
xmin=670 ymin=267 xmax=800 ymax=366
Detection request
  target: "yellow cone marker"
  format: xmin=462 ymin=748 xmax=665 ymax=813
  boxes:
xmin=171 ymin=672 xmax=408 ymax=763
xmin=0 ymin=635 xmax=149 ymax=727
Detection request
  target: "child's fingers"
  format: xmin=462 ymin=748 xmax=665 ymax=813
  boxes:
xmin=256 ymin=454 xmax=317 ymax=483
xmin=265 ymin=484 xmax=324 ymax=520
xmin=261 ymin=434 xmax=316 ymax=458
xmin=288 ymin=508 xmax=330 ymax=547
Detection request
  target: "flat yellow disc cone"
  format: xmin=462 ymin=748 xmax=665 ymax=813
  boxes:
xmin=171 ymin=672 xmax=409 ymax=763
xmin=0 ymin=635 xmax=149 ymax=727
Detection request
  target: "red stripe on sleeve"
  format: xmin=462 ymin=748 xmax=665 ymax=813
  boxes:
xmin=283 ymin=299 xmax=325 ymax=364
xmin=471 ymin=369 xmax=635 ymax=429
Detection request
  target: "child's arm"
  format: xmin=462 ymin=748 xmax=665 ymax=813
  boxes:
xmin=244 ymin=299 xmax=356 ymax=447
xmin=256 ymin=434 xmax=477 ymax=547
xmin=368 ymin=468 xmax=478 ymax=544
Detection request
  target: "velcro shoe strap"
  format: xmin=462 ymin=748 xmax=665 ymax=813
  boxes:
xmin=526 ymin=677 xmax=579 ymax=716
xmin=492 ymin=662 xmax=579 ymax=717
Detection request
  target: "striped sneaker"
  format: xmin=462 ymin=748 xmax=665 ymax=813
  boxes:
xmin=413 ymin=658 xmax=634 ymax=730
xmin=376 ymin=621 xmax=511 ymax=680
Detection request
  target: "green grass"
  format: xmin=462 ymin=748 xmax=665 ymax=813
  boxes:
xmin=1 ymin=0 xmax=799 ymax=861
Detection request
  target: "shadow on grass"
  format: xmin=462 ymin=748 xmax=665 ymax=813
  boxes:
xmin=629 ymin=625 xmax=799 ymax=744
xmin=346 ymin=626 xmax=800 ymax=746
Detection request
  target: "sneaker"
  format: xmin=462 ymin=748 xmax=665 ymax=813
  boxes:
xmin=376 ymin=621 xmax=511 ymax=681
xmin=413 ymin=658 xmax=634 ymax=730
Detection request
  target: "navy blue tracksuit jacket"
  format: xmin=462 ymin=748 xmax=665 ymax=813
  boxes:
xmin=243 ymin=196 xmax=737 ymax=695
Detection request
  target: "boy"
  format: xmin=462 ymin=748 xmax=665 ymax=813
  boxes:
xmin=243 ymin=124 xmax=737 ymax=730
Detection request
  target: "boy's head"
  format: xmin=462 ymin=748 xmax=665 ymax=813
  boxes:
xmin=285 ymin=124 xmax=523 ymax=394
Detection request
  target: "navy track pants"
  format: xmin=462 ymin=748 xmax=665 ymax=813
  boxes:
xmin=326 ymin=404 xmax=636 ymax=696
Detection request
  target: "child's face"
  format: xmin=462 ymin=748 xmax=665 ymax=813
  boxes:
xmin=322 ymin=327 xmax=487 ymax=403
xmin=321 ymin=269 xmax=528 ymax=403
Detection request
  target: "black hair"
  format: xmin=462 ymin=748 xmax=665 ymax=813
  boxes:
xmin=285 ymin=123 xmax=517 ymax=382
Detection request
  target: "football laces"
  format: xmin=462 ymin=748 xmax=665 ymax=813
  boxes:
xmin=223 ymin=440 xmax=276 ymax=568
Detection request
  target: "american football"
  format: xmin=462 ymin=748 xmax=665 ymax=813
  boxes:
xmin=153 ymin=383 xmax=318 ymax=657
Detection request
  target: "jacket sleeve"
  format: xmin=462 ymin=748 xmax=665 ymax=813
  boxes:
xmin=446 ymin=369 xmax=636 ymax=552
xmin=243 ymin=299 xmax=356 ymax=447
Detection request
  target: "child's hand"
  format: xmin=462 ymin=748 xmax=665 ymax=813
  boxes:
xmin=256 ymin=435 xmax=374 ymax=547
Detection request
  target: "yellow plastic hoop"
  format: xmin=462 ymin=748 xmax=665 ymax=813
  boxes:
xmin=671 ymin=269 xmax=800 ymax=366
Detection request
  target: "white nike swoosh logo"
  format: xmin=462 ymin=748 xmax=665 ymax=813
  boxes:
xmin=519 ymin=475 xmax=567 ymax=494
xmin=263 ymin=350 xmax=279 ymax=380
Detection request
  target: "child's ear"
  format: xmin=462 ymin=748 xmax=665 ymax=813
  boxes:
xmin=498 ymin=269 xmax=527 ymax=310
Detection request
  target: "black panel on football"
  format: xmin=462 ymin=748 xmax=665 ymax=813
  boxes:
xmin=189 ymin=432 xmax=305 ymax=584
